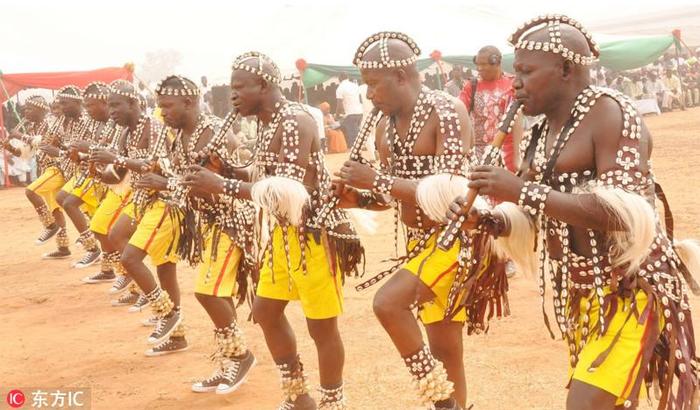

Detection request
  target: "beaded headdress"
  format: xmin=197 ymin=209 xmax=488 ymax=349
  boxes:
xmin=155 ymin=75 xmax=200 ymax=97
xmin=353 ymin=31 xmax=421 ymax=69
xmin=508 ymin=14 xmax=600 ymax=66
xmin=56 ymin=85 xmax=83 ymax=101
xmin=25 ymin=95 xmax=50 ymax=111
xmin=232 ymin=51 xmax=282 ymax=85
xmin=109 ymin=80 xmax=140 ymax=101
xmin=83 ymin=81 xmax=111 ymax=100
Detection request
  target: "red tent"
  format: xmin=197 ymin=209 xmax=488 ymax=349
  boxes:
xmin=0 ymin=65 xmax=133 ymax=185
xmin=0 ymin=66 xmax=133 ymax=105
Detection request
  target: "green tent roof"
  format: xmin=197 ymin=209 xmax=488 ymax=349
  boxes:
xmin=300 ymin=34 xmax=674 ymax=88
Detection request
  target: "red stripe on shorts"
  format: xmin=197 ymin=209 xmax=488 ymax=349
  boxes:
xmin=428 ymin=262 xmax=458 ymax=289
xmin=212 ymin=244 xmax=236 ymax=296
xmin=106 ymin=193 xmax=132 ymax=231
xmin=142 ymin=208 xmax=169 ymax=252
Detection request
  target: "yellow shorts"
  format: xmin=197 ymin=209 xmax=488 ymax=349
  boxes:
xmin=257 ymin=225 xmax=343 ymax=320
xmin=195 ymin=230 xmax=242 ymax=297
xmin=122 ymin=201 xmax=136 ymax=220
xmin=89 ymin=189 xmax=133 ymax=235
xmin=127 ymin=200 xmax=180 ymax=266
xmin=27 ymin=166 xmax=65 ymax=211
xmin=403 ymin=231 xmax=466 ymax=324
xmin=569 ymin=288 xmax=660 ymax=405
xmin=60 ymin=176 xmax=100 ymax=215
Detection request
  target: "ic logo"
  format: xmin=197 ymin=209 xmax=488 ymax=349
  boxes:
xmin=6 ymin=389 xmax=25 ymax=408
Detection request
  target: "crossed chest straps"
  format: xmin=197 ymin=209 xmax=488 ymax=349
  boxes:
xmin=524 ymin=85 xmax=654 ymax=254
xmin=253 ymin=100 xmax=309 ymax=184
xmin=23 ymin=120 xmax=50 ymax=143
xmin=124 ymin=115 xmax=157 ymax=160
xmin=525 ymin=85 xmax=652 ymax=196
xmin=253 ymin=100 xmax=332 ymax=217
xmin=384 ymin=89 xmax=467 ymax=234
xmin=169 ymin=115 xmax=221 ymax=207
xmin=22 ymin=120 xmax=50 ymax=166
xmin=523 ymin=85 xmax=661 ymax=335
xmin=51 ymin=115 xmax=92 ymax=175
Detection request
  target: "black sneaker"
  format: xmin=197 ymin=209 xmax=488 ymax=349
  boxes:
xmin=128 ymin=294 xmax=150 ymax=313
xmin=278 ymin=394 xmax=316 ymax=410
xmin=82 ymin=270 xmax=116 ymax=284
xmin=109 ymin=275 xmax=133 ymax=295
xmin=35 ymin=225 xmax=59 ymax=245
xmin=42 ymin=248 xmax=71 ymax=259
xmin=111 ymin=291 xmax=140 ymax=307
xmin=147 ymin=311 xmax=182 ymax=345
xmin=192 ymin=366 xmax=226 ymax=393
xmin=144 ymin=336 xmax=189 ymax=357
xmin=216 ymin=351 xmax=257 ymax=395
xmin=435 ymin=399 xmax=464 ymax=410
xmin=73 ymin=249 xmax=102 ymax=269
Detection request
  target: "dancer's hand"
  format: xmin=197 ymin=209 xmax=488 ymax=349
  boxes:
xmin=70 ymin=140 xmax=91 ymax=152
xmin=202 ymin=152 xmax=223 ymax=174
xmin=68 ymin=146 xmax=81 ymax=162
xmin=90 ymin=149 xmax=116 ymax=165
xmin=182 ymin=165 xmax=224 ymax=196
xmin=446 ymin=196 xmax=482 ymax=230
xmin=39 ymin=144 xmax=60 ymax=157
xmin=468 ymin=165 xmax=524 ymax=203
xmin=331 ymin=180 xmax=360 ymax=208
xmin=334 ymin=160 xmax=377 ymax=190
xmin=136 ymin=172 xmax=168 ymax=191
xmin=140 ymin=160 xmax=156 ymax=173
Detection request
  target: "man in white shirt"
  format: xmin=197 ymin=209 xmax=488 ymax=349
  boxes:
xmin=200 ymin=76 xmax=213 ymax=114
xmin=357 ymin=81 xmax=376 ymax=160
xmin=335 ymin=73 xmax=363 ymax=147
xmin=662 ymin=69 xmax=684 ymax=110
xmin=648 ymin=72 xmax=671 ymax=111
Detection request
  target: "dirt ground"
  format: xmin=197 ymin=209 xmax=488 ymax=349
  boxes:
xmin=1 ymin=107 xmax=699 ymax=410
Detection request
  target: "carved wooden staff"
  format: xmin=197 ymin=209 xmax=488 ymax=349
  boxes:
xmin=437 ymin=101 xmax=522 ymax=250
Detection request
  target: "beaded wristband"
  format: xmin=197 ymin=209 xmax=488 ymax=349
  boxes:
xmin=357 ymin=190 xmax=375 ymax=209
xmin=518 ymin=181 xmax=551 ymax=216
xmin=166 ymin=177 xmax=179 ymax=193
xmin=223 ymin=178 xmax=242 ymax=198
xmin=114 ymin=155 xmax=128 ymax=168
xmin=372 ymin=173 xmax=395 ymax=196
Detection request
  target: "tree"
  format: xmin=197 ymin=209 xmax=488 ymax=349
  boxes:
xmin=137 ymin=49 xmax=183 ymax=86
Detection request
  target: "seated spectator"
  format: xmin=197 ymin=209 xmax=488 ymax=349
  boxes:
xmin=647 ymin=72 xmax=670 ymax=111
xmin=319 ymin=102 xmax=347 ymax=153
xmin=662 ymin=68 xmax=685 ymax=110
